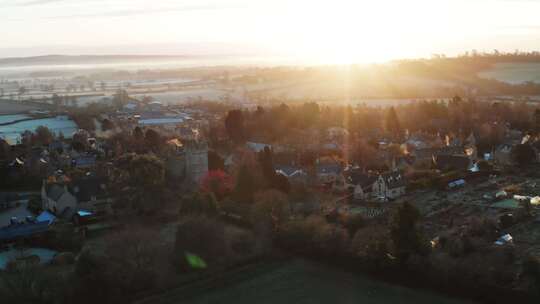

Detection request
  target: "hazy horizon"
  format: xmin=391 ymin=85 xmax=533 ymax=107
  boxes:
xmin=2 ymin=0 xmax=540 ymax=64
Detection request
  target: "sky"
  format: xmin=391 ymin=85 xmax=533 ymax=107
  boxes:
xmin=1 ymin=0 xmax=540 ymax=63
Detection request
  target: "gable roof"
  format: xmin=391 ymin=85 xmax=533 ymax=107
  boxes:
xmin=70 ymin=177 xmax=108 ymax=202
xmin=316 ymin=163 xmax=342 ymax=175
xmin=246 ymin=142 xmax=271 ymax=153
xmin=433 ymin=155 xmax=471 ymax=171
xmin=412 ymin=146 xmax=465 ymax=159
xmin=379 ymin=171 xmax=406 ymax=188
xmin=72 ymin=155 xmax=96 ymax=168
xmin=344 ymin=169 xmax=377 ymax=188
xmin=47 ymin=184 xmax=67 ymax=202
xmin=275 ymin=165 xmax=305 ymax=177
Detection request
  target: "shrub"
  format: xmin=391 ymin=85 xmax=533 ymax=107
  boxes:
xmin=250 ymin=190 xmax=290 ymax=228
xmin=343 ymin=213 xmax=365 ymax=236
xmin=27 ymin=196 xmax=43 ymax=214
xmin=351 ymin=226 xmax=392 ymax=270
xmin=0 ymin=265 xmax=63 ymax=304
xmin=178 ymin=192 xmax=219 ymax=217
xmin=173 ymin=216 xmax=228 ymax=270
xmin=277 ymin=215 xmax=349 ymax=256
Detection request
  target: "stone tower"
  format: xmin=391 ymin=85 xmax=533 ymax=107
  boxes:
xmin=184 ymin=140 xmax=208 ymax=183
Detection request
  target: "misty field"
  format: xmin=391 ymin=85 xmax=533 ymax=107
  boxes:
xmin=478 ymin=62 xmax=540 ymax=84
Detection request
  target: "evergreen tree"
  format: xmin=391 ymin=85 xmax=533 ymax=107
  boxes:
xmin=224 ymin=110 xmax=245 ymax=144
xmin=534 ymin=109 xmax=540 ymax=133
xmin=385 ymin=106 xmax=402 ymax=139
xmin=234 ymin=165 xmax=255 ymax=204
xmin=511 ymin=144 xmax=536 ymax=167
xmin=390 ymin=202 xmax=428 ymax=264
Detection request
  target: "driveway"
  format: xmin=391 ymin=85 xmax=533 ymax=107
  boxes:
xmin=0 ymin=200 xmax=33 ymax=227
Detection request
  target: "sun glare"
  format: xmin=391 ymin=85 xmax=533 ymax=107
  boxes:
xmin=273 ymin=0 xmax=471 ymax=64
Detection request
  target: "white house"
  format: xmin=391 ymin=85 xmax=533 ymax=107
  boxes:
xmin=371 ymin=171 xmax=406 ymax=200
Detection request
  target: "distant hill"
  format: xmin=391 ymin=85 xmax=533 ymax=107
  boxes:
xmin=0 ymin=55 xmax=191 ymax=67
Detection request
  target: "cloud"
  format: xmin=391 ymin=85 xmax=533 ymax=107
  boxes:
xmin=2 ymin=0 xmax=66 ymax=7
xmin=43 ymin=4 xmax=242 ymax=19
xmin=498 ymin=25 xmax=540 ymax=30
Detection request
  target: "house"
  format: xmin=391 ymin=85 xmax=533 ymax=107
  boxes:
xmin=275 ymin=165 xmax=308 ymax=184
xmin=71 ymin=177 xmax=113 ymax=215
xmin=464 ymin=146 xmax=478 ymax=160
xmin=178 ymin=127 xmax=200 ymax=141
xmin=147 ymin=101 xmax=164 ymax=111
xmin=246 ymin=142 xmax=272 ymax=153
xmin=342 ymin=169 xmax=377 ymax=200
xmin=392 ymin=155 xmax=415 ymax=171
xmin=138 ymin=117 xmax=184 ymax=129
xmin=327 ymin=127 xmax=349 ymax=140
xmin=123 ymin=102 xmax=138 ymax=112
xmin=321 ymin=142 xmax=341 ymax=152
xmin=41 ymin=183 xmax=77 ymax=218
xmin=406 ymin=132 xmax=444 ymax=150
xmin=371 ymin=171 xmax=406 ymax=200
xmin=505 ymin=129 xmax=523 ymax=145
xmin=71 ymin=154 xmax=96 ymax=168
xmin=49 ymin=140 xmax=68 ymax=153
xmin=493 ymin=143 xmax=514 ymax=166
xmin=316 ymin=161 xmax=342 ymax=186
xmin=41 ymin=175 xmax=113 ymax=219
xmin=432 ymin=154 xmax=471 ymax=171
xmin=410 ymin=146 xmax=466 ymax=169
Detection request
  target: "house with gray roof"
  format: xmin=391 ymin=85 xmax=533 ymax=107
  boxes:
xmin=41 ymin=183 xmax=77 ymax=218
xmin=41 ymin=175 xmax=112 ymax=220
xmin=342 ymin=169 xmax=377 ymax=200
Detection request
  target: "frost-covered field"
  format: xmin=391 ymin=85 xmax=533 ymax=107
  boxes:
xmin=478 ymin=63 xmax=540 ymax=84
xmin=0 ymin=116 xmax=77 ymax=144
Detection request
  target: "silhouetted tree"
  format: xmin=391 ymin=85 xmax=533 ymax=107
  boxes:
xmin=133 ymin=126 xmax=144 ymax=141
xmin=101 ymin=119 xmax=114 ymax=131
xmin=114 ymin=153 xmax=165 ymax=211
xmin=385 ymin=106 xmax=402 ymax=139
xmin=234 ymin=165 xmax=256 ymax=204
xmin=225 ymin=109 xmax=245 ymax=144
xmin=535 ymin=109 xmax=540 ymax=133
xmin=17 ymin=86 xmax=26 ymax=102
xmin=511 ymin=144 xmax=536 ymax=167
xmin=112 ymin=89 xmax=129 ymax=108
xmin=208 ymin=150 xmax=225 ymax=171
xmin=52 ymin=93 xmax=62 ymax=108
xmin=390 ymin=202 xmax=428 ymax=263
xmin=32 ymin=126 xmax=54 ymax=146
xmin=144 ymin=129 xmax=162 ymax=152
